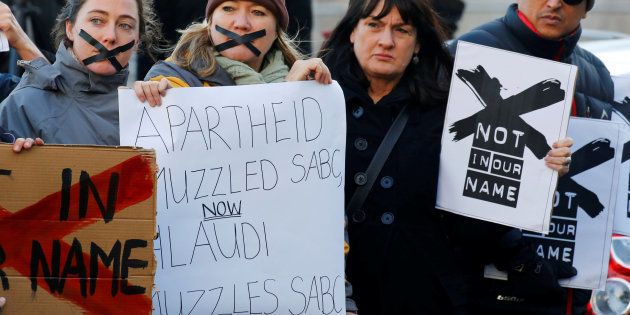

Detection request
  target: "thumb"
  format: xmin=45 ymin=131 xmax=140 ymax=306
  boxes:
xmin=553 ymin=263 xmax=577 ymax=279
xmin=0 ymin=296 xmax=6 ymax=308
xmin=159 ymin=78 xmax=171 ymax=96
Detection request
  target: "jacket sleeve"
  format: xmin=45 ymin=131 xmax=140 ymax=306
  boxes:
xmin=0 ymin=92 xmax=40 ymax=141
xmin=0 ymin=126 xmax=16 ymax=143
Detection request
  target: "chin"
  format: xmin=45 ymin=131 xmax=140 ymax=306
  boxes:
xmin=86 ymin=62 xmax=118 ymax=76
xmin=220 ymin=49 xmax=257 ymax=64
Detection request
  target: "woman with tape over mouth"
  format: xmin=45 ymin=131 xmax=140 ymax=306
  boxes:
xmin=0 ymin=0 xmax=162 ymax=145
xmin=134 ymin=0 xmax=332 ymax=106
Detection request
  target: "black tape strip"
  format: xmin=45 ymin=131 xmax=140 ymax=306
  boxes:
xmin=0 ymin=169 xmax=11 ymax=176
xmin=79 ymin=30 xmax=135 ymax=72
xmin=214 ymin=25 xmax=266 ymax=57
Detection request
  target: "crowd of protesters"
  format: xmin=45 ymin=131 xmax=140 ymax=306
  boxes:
xmin=0 ymin=0 xmax=615 ymax=314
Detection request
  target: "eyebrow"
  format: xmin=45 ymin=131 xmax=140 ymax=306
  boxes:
xmin=87 ymin=9 xmax=138 ymax=22
xmin=367 ymin=16 xmax=411 ymax=27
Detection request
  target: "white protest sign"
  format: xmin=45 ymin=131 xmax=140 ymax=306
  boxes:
xmin=486 ymin=117 xmax=619 ymax=290
xmin=0 ymin=32 xmax=8 ymax=52
xmin=119 ymin=81 xmax=347 ymax=315
xmin=611 ymin=75 xmax=630 ymax=236
xmin=436 ymin=41 xmax=577 ymax=233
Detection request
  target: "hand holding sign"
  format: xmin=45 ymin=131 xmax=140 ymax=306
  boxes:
xmin=11 ymin=137 xmax=44 ymax=153
xmin=133 ymin=78 xmax=171 ymax=107
xmin=544 ymin=137 xmax=573 ymax=176
xmin=0 ymin=2 xmax=43 ymax=58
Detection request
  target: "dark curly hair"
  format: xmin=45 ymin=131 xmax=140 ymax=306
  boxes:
xmin=319 ymin=0 xmax=453 ymax=106
xmin=52 ymin=0 xmax=164 ymax=60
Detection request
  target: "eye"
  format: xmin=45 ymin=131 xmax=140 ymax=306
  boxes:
xmin=90 ymin=17 xmax=104 ymax=25
xmin=221 ymin=5 xmax=235 ymax=12
xmin=367 ymin=22 xmax=379 ymax=29
xmin=396 ymin=26 xmax=414 ymax=36
xmin=119 ymin=23 xmax=134 ymax=30
xmin=252 ymin=9 xmax=266 ymax=16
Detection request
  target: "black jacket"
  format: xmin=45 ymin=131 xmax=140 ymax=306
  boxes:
xmin=340 ymin=73 xmax=471 ymax=315
xmin=448 ymin=4 xmax=614 ymax=315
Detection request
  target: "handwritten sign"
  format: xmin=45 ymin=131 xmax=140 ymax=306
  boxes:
xmin=0 ymin=145 xmax=157 ymax=314
xmin=436 ymin=41 xmax=577 ymax=233
xmin=611 ymin=75 xmax=630 ymax=236
xmin=486 ymin=117 xmax=619 ymax=290
xmin=119 ymin=81 xmax=347 ymax=315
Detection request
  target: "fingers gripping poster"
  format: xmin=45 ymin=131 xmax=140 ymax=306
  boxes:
xmin=436 ymin=41 xmax=577 ymax=233
xmin=486 ymin=118 xmax=620 ymax=290
xmin=611 ymin=75 xmax=630 ymax=236
xmin=119 ymin=81 xmax=347 ymax=315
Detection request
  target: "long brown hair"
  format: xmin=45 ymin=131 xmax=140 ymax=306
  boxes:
xmin=52 ymin=0 xmax=164 ymax=61
xmin=169 ymin=15 xmax=301 ymax=78
xmin=320 ymin=0 xmax=453 ymax=106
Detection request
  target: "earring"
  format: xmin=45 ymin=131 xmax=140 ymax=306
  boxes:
xmin=412 ymin=53 xmax=420 ymax=65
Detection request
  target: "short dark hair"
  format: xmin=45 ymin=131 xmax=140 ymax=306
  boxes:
xmin=320 ymin=0 xmax=453 ymax=106
xmin=52 ymin=0 xmax=164 ymax=60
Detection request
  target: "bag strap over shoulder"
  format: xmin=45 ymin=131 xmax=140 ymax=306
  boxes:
xmin=346 ymin=105 xmax=410 ymax=214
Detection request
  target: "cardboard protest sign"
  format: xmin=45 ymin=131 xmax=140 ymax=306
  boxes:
xmin=0 ymin=145 xmax=157 ymax=314
xmin=486 ymin=117 xmax=619 ymax=290
xmin=119 ymin=81 xmax=347 ymax=315
xmin=436 ymin=41 xmax=577 ymax=233
xmin=611 ymin=75 xmax=630 ymax=236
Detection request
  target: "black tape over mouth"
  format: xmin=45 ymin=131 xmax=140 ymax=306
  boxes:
xmin=214 ymin=25 xmax=267 ymax=57
xmin=79 ymin=29 xmax=136 ymax=72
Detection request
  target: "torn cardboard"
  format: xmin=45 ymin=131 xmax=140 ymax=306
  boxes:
xmin=0 ymin=144 xmax=157 ymax=314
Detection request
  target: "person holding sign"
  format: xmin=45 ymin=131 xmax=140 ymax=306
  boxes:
xmin=133 ymin=0 xmax=331 ymax=106
xmin=0 ymin=0 xmax=163 ymax=145
xmin=449 ymin=0 xmax=614 ymax=314
xmin=320 ymin=0 xmax=471 ymax=313
xmin=321 ymin=0 xmax=576 ymax=314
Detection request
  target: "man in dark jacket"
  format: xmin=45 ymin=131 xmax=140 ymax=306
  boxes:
xmin=449 ymin=0 xmax=613 ymax=314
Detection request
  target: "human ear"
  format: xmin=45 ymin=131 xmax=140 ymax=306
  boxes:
xmin=65 ymin=20 xmax=75 ymax=42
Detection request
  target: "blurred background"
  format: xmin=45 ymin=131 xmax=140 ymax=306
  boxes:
xmin=0 ymin=0 xmax=627 ymax=77
xmin=312 ymin=0 xmax=630 ymax=52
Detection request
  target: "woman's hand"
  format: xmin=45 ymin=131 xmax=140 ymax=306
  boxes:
xmin=134 ymin=78 xmax=171 ymax=107
xmin=544 ymin=137 xmax=573 ymax=177
xmin=0 ymin=2 xmax=44 ymax=61
xmin=286 ymin=58 xmax=332 ymax=84
xmin=12 ymin=137 xmax=44 ymax=153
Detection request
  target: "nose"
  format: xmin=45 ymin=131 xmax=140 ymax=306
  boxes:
xmin=100 ymin=24 xmax=117 ymax=47
xmin=232 ymin=10 xmax=252 ymax=31
xmin=546 ymin=0 xmax=563 ymax=9
xmin=377 ymin=28 xmax=395 ymax=49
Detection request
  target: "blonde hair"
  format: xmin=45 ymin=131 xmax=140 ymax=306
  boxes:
xmin=170 ymin=20 xmax=302 ymax=78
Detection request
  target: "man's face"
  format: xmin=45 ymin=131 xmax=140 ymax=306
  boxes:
xmin=518 ymin=0 xmax=588 ymax=40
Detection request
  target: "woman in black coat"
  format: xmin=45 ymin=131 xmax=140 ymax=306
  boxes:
xmin=321 ymin=1 xmax=576 ymax=314
xmin=320 ymin=0 xmax=470 ymax=313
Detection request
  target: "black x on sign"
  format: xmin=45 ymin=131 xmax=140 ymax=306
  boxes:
xmin=450 ymin=65 xmax=566 ymax=207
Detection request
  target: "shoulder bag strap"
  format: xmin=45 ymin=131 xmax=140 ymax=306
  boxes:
xmin=345 ymin=104 xmax=410 ymax=213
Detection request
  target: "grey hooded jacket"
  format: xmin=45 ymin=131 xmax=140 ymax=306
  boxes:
xmin=0 ymin=44 xmax=128 ymax=145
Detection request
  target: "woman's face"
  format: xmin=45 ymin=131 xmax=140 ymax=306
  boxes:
xmin=350 ymin=1 xmax=420 ymax=83
xmin=65 ymin=0 xmax=140 ymax=76
xmin=210 ymin=1 xmax=278 ymax=71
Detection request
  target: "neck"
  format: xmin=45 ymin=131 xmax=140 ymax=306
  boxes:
xmin=368 ymin=77 xmax=400 ymax=103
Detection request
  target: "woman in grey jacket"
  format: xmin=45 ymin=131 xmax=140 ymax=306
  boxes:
xmin=0 ymin=0 xmax=162 ymax=145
